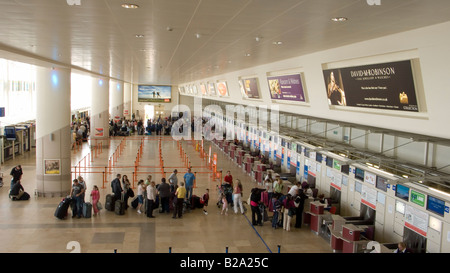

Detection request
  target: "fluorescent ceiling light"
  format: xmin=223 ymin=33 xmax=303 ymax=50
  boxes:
xmin=331 ymin=17 xmax=348 ymax=22
xmin=122 ymin=3 xmax=139 ymax=9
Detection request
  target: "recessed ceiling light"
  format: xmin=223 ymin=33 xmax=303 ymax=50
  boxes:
xmin=331 ymin=17 xmax=348 ymax=22
xmin=122 ymin=3 xmax=139 ymax=9
xmin=255 ymin=36 xmax=262 ymax=42
xmin=135 ymin=34 xmax=144 ymax=38
xmin=272 ymin=41 xmax=283 ymax=45
xmin=244 ymin=53 xmax=251 ymax=57
xmin=195 ymin=33 xmax=201 ymax=39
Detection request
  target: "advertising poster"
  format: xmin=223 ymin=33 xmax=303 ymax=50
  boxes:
xmin=208 ymin=82 xmax=216 ymax=96
xmin=239 ymin=78 xmax=260 ymax=99
xmin=94 ymin=128 xmax=104 ymax=137
xmin=138 ymin=85 xmax=172 ymax=103
xmin=200 ymin=83 xmax=208 ymax=95
xmin=361 ymin=184 xmax=377 ymax=209
xmin=267 ymin=74 xmax=306 ymax=102
xmin=331 ymin=171 xmax=342 ymax=191
xmin=323 ymin=60 xmax=418 ymax=112
xmin=217 ymin=81 xmax=229 ymax=96
xmin=405 ymin=205 xmax=429 ymax=236
xmin=364 ymin=171 xmax=376 ymax=186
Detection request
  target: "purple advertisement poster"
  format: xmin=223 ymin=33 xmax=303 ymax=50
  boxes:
xmin=239 ymin=77 xmax=260 ymax=99
xmin=267 ymin=74 xmax=306 ymax=102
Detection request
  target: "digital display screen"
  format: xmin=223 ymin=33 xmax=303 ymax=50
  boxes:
xmin=296 ymin=144 xmax=302 ymax=154
xmin=355 ymin=168 xmax=365 ymax=181
xmin=427 ymin=195 xmax=446 ymax=217
xmin=341 ymin=165 xmax=349 ymax=175
xmin=395 ymin=184 xmax=410 ymax=201
xmin=376 ymin=176 xmax=388 ymax=192
xmin=325 ymin=157 xmax=333 ymax=168
xmin=316 ymin=153 xmax=322 ymax=163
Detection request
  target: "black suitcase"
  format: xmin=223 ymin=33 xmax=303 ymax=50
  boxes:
xmin=55 ymin=197 xmax=72 ymax=219
xmin=131 ymin=197 xmax=139 ymax=209
xmin=105 ymin=194 xmax=115 ymax=211
xmin=191 ymin=195 xmax=203 ymax=209
xmin=115 ymin=194 xmax=125 ymax=215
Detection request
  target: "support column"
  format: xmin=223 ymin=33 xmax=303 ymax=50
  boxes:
xmin=123 ymin=82 xmax=132 ymax=120
xmin=110 ymin=80 xmax=124 ymax=123
xmin=36 ymin=66 xmax=71 ymax=197
xmin=90 ymin=77 xmax=110 ymax=148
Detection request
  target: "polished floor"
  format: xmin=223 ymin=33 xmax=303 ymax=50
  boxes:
xmin=0 ymin=135 xmax=333 ymax=253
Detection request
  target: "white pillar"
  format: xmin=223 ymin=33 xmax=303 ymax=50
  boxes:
xmin=124 ymin=82 xmax=132 ymax=119
xmin=110 ymin=80 xmax=124 ymax=123
xmin=90 ymin=77 xmax=110 ymax=147
xmin=35 ymin=66 xmax=72 ymax=197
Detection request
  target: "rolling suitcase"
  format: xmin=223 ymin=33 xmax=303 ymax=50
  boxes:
xmin=83 ymin=202 xmax=93 ymax=218
xmin=55 ymin=197 xmax=72 ymax=219
xmin=131 ymin=197 xmax=139 ymax=209
xmin=105 ymin=194 xmax=115 ymax=211
xmin=115 ymin=193 xmax=125 ymax=215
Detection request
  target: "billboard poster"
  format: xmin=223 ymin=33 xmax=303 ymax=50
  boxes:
xmin=200 ymin=83 xmax=208 ymax=95
xmin=323 ymin=60 xmax=418 ymax=112
xmin=267 ymin=74 xmax=306 ymax=102
xmin=216 ymin=81 xmax=229 ymax=96
xmin=239 ymin=77 xmax=260 ymax=99
xmin=138 ymin=85 xmax=172 ymax=102
xmin=208 ymin=82 xmax=217 ymax=96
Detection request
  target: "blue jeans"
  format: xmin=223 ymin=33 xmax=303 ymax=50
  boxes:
xmin=72 ymin=196 xmax=83 ymax=217
xmin=272 ymin=211 xmax=279 ymax=228
xmin=185 ymin=186 xmax=193 ymax=201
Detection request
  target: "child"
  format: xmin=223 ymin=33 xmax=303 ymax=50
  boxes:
xmin=136 ymin=180 xmax=145 ymax=214
xmin=201 ymin=188 xmax=209 ymax=215
xmin=91 ymin=185 xmax=100 ymax=215
xmin=220 ymin=192 xmax=228 ymax=215
xmin=271 ymin=194 xmax=281 ymax=229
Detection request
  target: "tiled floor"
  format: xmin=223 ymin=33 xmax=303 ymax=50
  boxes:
xmin=0 ymin=135 xmax=333 ymax=253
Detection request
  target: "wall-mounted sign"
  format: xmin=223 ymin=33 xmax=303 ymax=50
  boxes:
xmin=267 ymin=74 xmax=306 ymax=102
xmin=323 ymin=60 xmax=418 ymax=112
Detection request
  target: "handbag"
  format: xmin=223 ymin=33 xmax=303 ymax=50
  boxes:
xmin=288 ymin=207 xmax=296 ymax=217
xmin=127 ymin=188 xmax=135 ymax=198
xmin=97 ymin=201 xmax=103 ymax=210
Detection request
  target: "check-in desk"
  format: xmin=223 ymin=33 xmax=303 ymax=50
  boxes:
xmin=223 ymin=141 xmax=231 ymax=154
xmin=235 ymin=149 xmax=246 ymax=166
xmin=245 ymin=156 xmax=255 ymax=174
xmin=308 ymin=201 xmax=327 ymax=235
xmin=229 ymin=144 xmax=236 ymax=158
xmin=329 ymin=220 xmax=374 ymax=253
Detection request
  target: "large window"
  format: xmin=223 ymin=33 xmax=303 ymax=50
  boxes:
xmin=0 ymin=58 xmax=37 ymax=125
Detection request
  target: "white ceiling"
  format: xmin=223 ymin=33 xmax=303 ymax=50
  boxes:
xmin=1 ymin=0 xmax=450 ymax=86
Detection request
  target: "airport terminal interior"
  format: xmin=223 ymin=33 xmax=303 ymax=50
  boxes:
xmin=2 ymin=1 xmax=450 ymax=254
